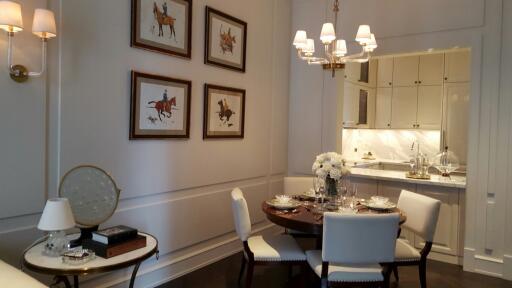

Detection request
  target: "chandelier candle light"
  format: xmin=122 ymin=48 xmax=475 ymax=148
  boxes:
xmin=292 ymin=0 xmax=377 ymax=77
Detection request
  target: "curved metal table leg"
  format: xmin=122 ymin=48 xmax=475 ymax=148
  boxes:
xmin=74 ymin=275 xmax=79 ymax=288
xmin=53 ymin=276 xmax=72 ymax=288
xmin=129 ymin=262 xmax=142 ymax=288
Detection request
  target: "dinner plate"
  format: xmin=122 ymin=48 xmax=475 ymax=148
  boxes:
xmin=266 ymin=199 xmax=301 ymax=210
xmin=362 ymin=200 xmax=397 ymax=211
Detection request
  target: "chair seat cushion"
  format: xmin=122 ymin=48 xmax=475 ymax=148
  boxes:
xmin=395 ymin=239 xmax=421 ymax=262
xmin=0 ymin=260 xmax=48 ymax=288
xmin=247 ymin=234 xmax=306 ymax=262
xmin=306 ymin=250 xmax=384 ymax=282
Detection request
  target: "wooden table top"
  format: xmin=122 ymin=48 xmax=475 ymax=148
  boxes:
xmin=262 ymin=200 xmax=407 ymax=235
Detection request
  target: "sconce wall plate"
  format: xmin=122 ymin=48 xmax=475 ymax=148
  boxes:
xmin=10 ymin=64 xmax=28 ymax=82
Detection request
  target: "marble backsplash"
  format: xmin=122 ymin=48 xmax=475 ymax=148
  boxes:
xmin=341 ymin=129 xmax=441 ymax=161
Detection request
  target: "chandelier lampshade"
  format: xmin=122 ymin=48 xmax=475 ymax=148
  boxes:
xmin=355 ymin=25 xmax=372 ymax=44
xmin=320 ymin=23 xmax=336 ymax=44
xmin=293 ymin=30 xmax=307 ymax=49
xmin=334 ymin=39 xmax=347 ymax=56
xmin=303 ymin=39 xmax=315 ymax=55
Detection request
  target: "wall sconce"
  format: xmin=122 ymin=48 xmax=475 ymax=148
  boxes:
xmin=0 ymin=1 xmax=56 ymax=83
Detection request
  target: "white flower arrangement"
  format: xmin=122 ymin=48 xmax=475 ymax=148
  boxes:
xmin=312 ymin=152 xmax=351 ymax=180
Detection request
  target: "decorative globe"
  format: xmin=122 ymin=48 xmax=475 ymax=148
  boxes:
xmin=431 ymin=147 xmax=460 ymax=177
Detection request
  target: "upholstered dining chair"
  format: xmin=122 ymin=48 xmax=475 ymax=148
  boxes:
xmin=306 ymin=213 xmax=400 ymax=288
xmin=284 ymin=176 xmax=314 ymax=196
xmin=230 ymin=188 xmax=306 ymax=288
xmin=392 ymin=190 xmax=441 ymax=288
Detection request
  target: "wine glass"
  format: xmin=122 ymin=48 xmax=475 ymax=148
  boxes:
xmin=347 ymin=184 xmax=358 ymax=211
xmin=313 ymin=177 xmax=324 ymax=204
xmin=335 ymin=181 xmax=347 ymax=208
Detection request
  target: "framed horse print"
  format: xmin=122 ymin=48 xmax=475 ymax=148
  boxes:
xmin=204 ymin=7 xmax=247 ymax=72
xmin=131 ymin=0 xmax=192 ymax=58
xmin=203 ymin=84 xmax=245 ymax=139
xmin=130 ymin=71 xmax=191 ymax=139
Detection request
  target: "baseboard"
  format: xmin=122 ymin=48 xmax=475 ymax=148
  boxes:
xmin=503 ymin=254 xmax=512 ymax=280
xmin=428 ymin=251 xmax=462 ymax=265
xmin=79 ymin=223 xmax=281 ymax=288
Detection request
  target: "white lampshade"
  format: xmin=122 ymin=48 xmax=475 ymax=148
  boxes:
xmin=37 ymin=198 xmax=75 ymax=231
xmin=293 ymin=30 xmax=307 ymax=49
xmin=365 ymin=33 xmax=377 ymax=50
xmin=320 ymin=23 xmax=336 ymax=44
xmin=334 ymin=39 xmax=347 ymax=56
xmin=32 ymin=8 xmax=56 ymax=38
xmin=355 ymin=24 xmax=371 ymax=44
xmin=0 ymin=1 xmax=23 ymax=32
xmin=303 ymin=38 xmax=315 ymax=54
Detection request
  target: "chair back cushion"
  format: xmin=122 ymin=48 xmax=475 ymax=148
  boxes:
xmin=284 ymin=176 xmax=313 ymax=195
xmin=231 ymin=188 xmax=252 ymax=241
xmin=322 ymin=213 xmax=399 ymax=264
xmin=397 ymin=190 xmax=441 ymax=242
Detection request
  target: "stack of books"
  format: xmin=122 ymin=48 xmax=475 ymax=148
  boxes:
xmin=82 ymin=225 xmax=146 ymax=258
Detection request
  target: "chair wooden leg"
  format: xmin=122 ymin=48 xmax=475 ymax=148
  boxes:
xmin=238 ymin=255 xmax=246 ymax=285
xmin=419 ymin=260 xmax=427 ymax=288
xmin=392 ymin=265 xmax=399 ymax=282
xmin=245 ymin=260 xmax=254 ymax=288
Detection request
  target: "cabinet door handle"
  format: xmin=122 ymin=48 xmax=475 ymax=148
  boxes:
xmin=444 ymin=77 xmax=448 ymax=80
xmin=388 ymin=82 xmax=392 ymax=86
xmin=414 ymin=81 xmax=418 ymax=84
xmin=387 ymin=123 xmax=391 ymax=127
xmin=419 ymin=80 xmax=422 ymax=84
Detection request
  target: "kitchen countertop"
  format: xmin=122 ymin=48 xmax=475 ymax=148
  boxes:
xmin=346 ymin=159 xmax=466 ymax=189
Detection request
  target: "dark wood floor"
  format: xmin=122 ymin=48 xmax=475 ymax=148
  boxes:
xmin=159 ymin=252 xmax=512 ymax=288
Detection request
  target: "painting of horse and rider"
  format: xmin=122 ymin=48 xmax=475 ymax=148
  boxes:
xmin=205 ymin=6 xmax=247 ymax=72
xmin=130 ymin=71 xmax=191 ymax=139
xmin=131 ymin=0 xmax=192 ymax=58
xmin=203 ymin=84 xmax=245 ymax=139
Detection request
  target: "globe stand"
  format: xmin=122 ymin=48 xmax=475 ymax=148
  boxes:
xmin=69 ymin=225 xmax=99 ymax=248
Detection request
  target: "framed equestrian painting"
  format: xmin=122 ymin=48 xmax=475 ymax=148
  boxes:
xmin=130 ymin=71 xmax=191 ymax=139
xmin=131 ymin=0 xmax=192 ymax=58
xmin=203 ymin=84 xmax=245 ymax=139
xmin=204 ymin=7 xmax=247 ymax=72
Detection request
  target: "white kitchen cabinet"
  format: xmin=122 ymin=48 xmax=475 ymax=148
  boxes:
xmin=377 ymin=58 xmax=394 ymax=87
xmin=414 ymin=185 xmax=460 ymax=257
xmin=391 ymin=87 xmax=417 ymax=129
xmin=343 ymin=82 xmax=375 ymax=128
xmin=393 ymin=56 xmax=419 ymax=87
xmin=375 ymin=88 xmax=392 ymax=129
xmin=419 ymin=53 xmax=444 ymax=86
xmin=345 ymin=62 xmax=361 ymax=83
xmin=343 ymin=82 xmax=359 ymax=128
xmin=444 ymin=50 xmax=470 ymax=83
xmin=416 ymin=85 xmax=443 ymax=130
xmin=443 ymin=83 xmax=470 ymax=164
xmin=345 ymin=60 xmax=377 ymax=88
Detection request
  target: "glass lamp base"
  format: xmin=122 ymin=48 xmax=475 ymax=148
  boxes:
xmin=43 ymin=230 xmax=68 ymax=257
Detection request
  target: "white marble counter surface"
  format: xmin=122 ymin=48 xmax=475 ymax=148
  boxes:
xmin=345 ymin=159 xmax=466 ymax=189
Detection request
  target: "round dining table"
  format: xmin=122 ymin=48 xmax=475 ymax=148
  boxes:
xmin=262 ymin=200 xmax=407 ymax=236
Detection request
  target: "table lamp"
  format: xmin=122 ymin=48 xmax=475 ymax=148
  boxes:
xmin=37 ymin=198 xmax=76 ymax=257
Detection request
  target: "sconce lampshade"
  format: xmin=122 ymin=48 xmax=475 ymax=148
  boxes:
xmin=293 ymin=30 xmax=307 ymax=49
xmin=355 ymin=24 xmax=372 ymax=44
xmin=320 ymin=23 xmax=336 ymax=44
xmin=37 ymin=198 xmax=76 ymax=231
xmin=0 ymin=1 xmax=23 ymax=32
xmin=32 ymin=8 xmax=56 ymax=38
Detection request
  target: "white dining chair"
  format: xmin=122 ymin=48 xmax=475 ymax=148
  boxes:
xmin=306 ymin=213 xmax=399 ymax=288
xmin=392 ymin=190 xmax=441 ymax=288
xmin=284 ymin=176 xmax=314 ymax=196
xmin=230 ymin=188 xmax=306 ymax=288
